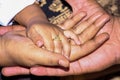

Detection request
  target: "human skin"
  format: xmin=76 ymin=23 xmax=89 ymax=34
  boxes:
xmin=0 ymin=28 xmax=71 ymax=67
xmin=1 ymin=8 xmax=110 ymax=77
xmin=14 ymin=4 xmax=71 ymax=58
xmin=2 ymin=0 xmax=120 ymax=78
xmin=1 ymin=0 xmax=120 ymax=79
xmin=27 ymin=0 xmax=120 ymax=76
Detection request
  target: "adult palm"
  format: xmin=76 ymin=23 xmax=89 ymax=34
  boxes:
xmin=28 ymin=18 xmax=120 ymax=76
xmin=28 ymin=0 xmax=120 ymax=76
xmin=2 ymin=0 xmax=120 ymax=77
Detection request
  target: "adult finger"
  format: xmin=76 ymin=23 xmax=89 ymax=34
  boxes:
xmin=70 ymin=33 xmax=109 ymax=61
xmin=64 ymin=30 xmax=80 ymax=45
xmin=73 ymin=12 xmax=104 ymax=35
xmin=23 ymin=46 xmax=69 ymax=68
xmin=0 ymin=25 xmax=25 ymax=35
xmin=58 ymin=12 xmax=86 ymax=30
xmin=2 ymin=66 xmax=29 ymax=77
xmin=30 ymin=55 xmax=119 ymax=77
xmin=30 ymin=66 xmax=72 ymax=76
xmin=12 ymin=25 xmax=25 ymax=31
xmin=78 ymin=14 xmax=110 ymax=44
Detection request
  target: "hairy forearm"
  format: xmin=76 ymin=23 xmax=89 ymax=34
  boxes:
xmin=14 ymin=3 xmax=48 ymax=27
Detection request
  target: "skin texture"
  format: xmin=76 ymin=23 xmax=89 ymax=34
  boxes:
xmin=14 ymin=4 xmax=71 ymax=58
xmin=1 ymin=10 xmax=110 ymax=77
xmin=1 ymin=0 xmax=120 ymax=79
xmin=1 ymin=13 xmax=109 ymax=61
xmin=0 ymin=28 xmax=70 ymax=67
xmin=27 ymin=0 xmax=120 ymax=76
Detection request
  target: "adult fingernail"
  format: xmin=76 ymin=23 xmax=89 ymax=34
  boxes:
xmin=59 ymin=60 xmax=69 ymax=68
xmin=79 ymin=12 xmax=87 ymax=17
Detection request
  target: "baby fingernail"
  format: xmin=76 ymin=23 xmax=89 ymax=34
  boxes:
xmin=76 ymin=40 xmax=81 ymax=45
xmin=37 ymin=41 xmax=43 ymax=47
xmin=64 ymin=54 xmax=70 ymax=60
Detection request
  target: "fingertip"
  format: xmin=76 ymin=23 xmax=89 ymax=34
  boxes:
xmin=104 ymin=14 xmax=110 ymax=20
xmin=1 ymin=67 xmax=30 ymax=77
xmin=57 ymin=51 xmax=70 ymax=68
xmin=79 ymin=11 xmax=87 ymax=17
xmin=63 ymin=47 xmax=71 ymax=61
xmin=36 ymin=40 xmax=44 ymax=47
xmin=95 ymin=33 xmax=109 ymax=44
xmin=73 ymin=36 xmax=81 ymax=45
xmin=76 ymin=40 xmax=81 ymax=45
xmin=59 ymin=59 xmax=70 ymax=68
xmin=73 ymin=11 xmax=87 ymax=22
xmin=95 ymin=14 xmax=110 ymax=27
xmin=30 ymin=67 xmax=47 ymax=76
xmin=100 ymin=33 xmax=110 ymax=40
xmin=74 ymin=11 xmax=87 ymax=17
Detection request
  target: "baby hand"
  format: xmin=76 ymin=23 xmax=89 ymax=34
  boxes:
xmin=27 ymin=22 xmax=70 ymax=58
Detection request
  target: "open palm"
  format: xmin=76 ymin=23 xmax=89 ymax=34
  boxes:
xmin=30 ymin=23 xmax=120 ymax=76
xmin=29 ymin=0 xmax=120 ymax=76
xmin=2 ymin=0 xmax=120 ymax=77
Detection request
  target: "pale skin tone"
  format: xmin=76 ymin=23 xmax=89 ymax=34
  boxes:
xmin=2 ymin=0 xmax=120 ymax=78
xmin=0 ymin=8 xmax=110 ymax=77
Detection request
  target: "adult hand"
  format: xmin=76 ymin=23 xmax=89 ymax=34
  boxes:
xmin=0 ymin=26 xmax=70 ymax=70
xmin=27 ymin=18 xmax=120 ymax=77
xmin=1 ymin=5 xmax=110 ymax=76
xmin=2 ymin=0 xmax=120 ymax=77
xmin=0 ymin=25 xmax=25 ymax=35
xmin=27 ymin=0 xmax=120 ymax=76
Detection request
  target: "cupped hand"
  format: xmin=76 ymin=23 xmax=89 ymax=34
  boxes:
xmin=2 ymin=0 xmax=120 ymax=77
xmin=27 ymin=22 xmax=71 ymax=58
xmin=58 ymin=10 xmax=110 ymax=61
xmin=28 ymin=17 xmax=120 ymax=76
xmin=27 ymin=0 xmax=120 ymax=76
xmin=0 ymin=29 xmax=69 ymax=67
xmin=1 ymin=10 xmax=111 ymax=77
